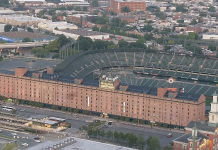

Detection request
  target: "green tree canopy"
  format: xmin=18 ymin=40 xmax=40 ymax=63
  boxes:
xmin=83 ymin=6 xmax=88 ymax=11
xmin=175 ymin=4 xmax=188 ymax=12
xmin=0 ymin=0 xmax=9 ymax=7
xmin=74 ymin=6 xmax=82 ymax=11
xmin=22 ymin=37 xmax=31 ymax=42
xmin=190 ymin=19 xmax=197 ymax=25
xmin=136 ymin=134 xmax=145 ymax=150
xmin=31 ymin=47 xmax=49 ymax=58
xmin=12 ymin=26 xmax=18 ymax=32
xmin=146 ymin=136 xmax=161 ymax=150
xmin=106 ymin=130 xmax=113 ymax=139
xmin=208 ymin=5 xmax=216 ymax=12
xmin=93 ymin=16 xmax=109 ymax=24
xmin=45 ymin=39 xmax=60 ymax=52
xmin=142 ymin=24 xmax=154 ymax=32
xmin=4 ymin=24 xmax=12 ymax=32
xmin=122 ymin=6 xmax=131 ymax=13
xmin=163 ymin=145 xmax=173 ymax=150
xmin=92 ymin=0 xmax=99 ymax=7
xmin=78 ymin=36 xmax=93 ymax=51
xmin=118 ymin=40 xmax=129 ymax=48
xmin=58 ymin=34 xmax=70 ymax=47
xmin=27 ymin=27 xmax=34 ymax=33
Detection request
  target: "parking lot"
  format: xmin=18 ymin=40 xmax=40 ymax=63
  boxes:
xmin=0 ymin=58 xmax=60 ymax=71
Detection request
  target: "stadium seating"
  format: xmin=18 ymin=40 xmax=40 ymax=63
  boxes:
xmin=55 ymin=49 xmax=218 ymax=96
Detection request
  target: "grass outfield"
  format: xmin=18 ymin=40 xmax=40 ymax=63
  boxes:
xmin=2 ymin=143 xmax=16 ymax=150
xmin=206 ymin=97 xmax=213 ymax=106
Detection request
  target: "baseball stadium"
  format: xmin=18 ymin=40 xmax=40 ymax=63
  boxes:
xmin=0 ymin=49 xmax=217 ymax=128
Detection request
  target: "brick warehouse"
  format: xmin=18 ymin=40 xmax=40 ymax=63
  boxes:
xmin=0 ymin=66 xmax=205 ymax=128
xmin=109 ymin=0 xmax=146 ymax=14
xmin=1 ymin=48 xmax=218 ymax=128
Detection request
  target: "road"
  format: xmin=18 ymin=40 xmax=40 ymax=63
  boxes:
xmin=104 ymin=123 xmax=183 ymax=147
xmin=0 ymin=128 xmax=38 ymax=150
xmin=10 ymin=104 xmax=184 ymax=146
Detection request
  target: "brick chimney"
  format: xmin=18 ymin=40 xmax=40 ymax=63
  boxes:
xmin=47 ymin=68 xmax=54 ymax=74
xmin=15 ymin=67 xmax=28 ymax=77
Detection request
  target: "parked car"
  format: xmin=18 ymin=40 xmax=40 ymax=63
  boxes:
xmin=167 ymin=133 xmax=172 ymax=138
xmin=22 ymin=143 xmax=29 ymax=146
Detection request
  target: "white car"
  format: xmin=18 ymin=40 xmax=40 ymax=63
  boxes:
xmin=22 ymin=143 xmax=29 ymax=146
xmin=12 ymin=133 xmax=17 ymax=136
xmin=20 ymin=109 xmax=25 ymax=112
xmin=35 ymin=140 xmax=40 ymax=143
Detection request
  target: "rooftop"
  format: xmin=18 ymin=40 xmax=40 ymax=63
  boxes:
xmin=173 ymin=131 xmax=209 ymax=144
xmin=186 ymin=121 xmax=217 ymax=132
xmin=27 ymin=137 xmax=137 ymax=150
xmin=0 ymin=31 xmax=55 ymax=40
xmin=60 ymin=29 xmax=108 ymax=36
xmin=1 ymin=15 xmax=47 ymax=22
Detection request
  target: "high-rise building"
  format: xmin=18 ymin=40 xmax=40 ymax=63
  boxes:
xmin=109 ymin=0 xmax=146 ymax=14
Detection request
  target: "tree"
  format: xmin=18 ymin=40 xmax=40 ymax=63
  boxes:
xmin=92 ymin=0 xmax=99 ymax=7
xmin=114 ymin=131 xmax=119 ymax=140
xmin=175 ymin=4 xmax=188 ymax=12
xmin=119 ymin=132 xmax=125 ymax=141
xmin=136 ymin=134 xmax=145 ymax=150
xmin=27 ymin=27 xmax=34 ymax=33
xmin=106 ymin=130 xmax=113 ymax=139
xmin=74 ymin=6 xmax=81 ymax=11
xmin=99 ymin=129 xmax=105 ymax=138
xmin=118 ymin=40 xmax=129 ymax=48
xmin=142 ymin=24 xmax=154 ymax=32
xmin=12 ymin=26 xmax=18 ymax=32
xmin=22 ymin=37 xmax=31 ymax=42
xmin=93 ymin=16 xmax=108 ymax=24
xmin=4 ymin=24 xmax=12 ymax=32
xmin=208 ymin=44 xmax=216 ymax=51
xmin=163 ymin=145 xmax=173 ymax=150
xmin=127 ymin=133 xmax=137 ymax=147
xmin=58 ymin=34 xmax=70 ymax=47
xmin=31 ymin=47 xmax=49 ymax=58
xmin=122 ymin=6 xmax=131 ymax=13
xmin=68 ymin=108 xmax=74 ymax=112
xmin=199 ymin=12 xmax=207 ymax=17
xmin=0 ymin=0 xmax=9 ymax=7
xmin=188 ymin=32 xmax=198 ymax=40
xmin=61 ymin=106 xmax=67 ymax=111
xmin=146 ymin=136 xmax=161 ymax=150
xmin=208 ymin=5 xmax=216 ymax=12
xmin=190 ymin=19 xmax=197 ymax=25
xmin=83 ymin=6 xmax=88 ymax=11
xmin=78 ymin=36 xmax=93 ymax=51
xmin=45 ymin=39 xmax=60 ymax=52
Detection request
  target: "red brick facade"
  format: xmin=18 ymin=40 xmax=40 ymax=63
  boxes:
xmin=0 ymin=69 xmax=206 ymax=127
xmin=110 ymin=0 xmax=146 ymax=14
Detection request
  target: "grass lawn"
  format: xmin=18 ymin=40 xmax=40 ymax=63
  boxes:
xmin=206 ymin=97 xmax=213 ymax=106
xmin=2 ymin=143 xmax=16 ymax=150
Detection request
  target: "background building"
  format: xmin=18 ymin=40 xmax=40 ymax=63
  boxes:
xmin=110 ymin=0 xmax=146 ymax=14
xmin=38 ymin=21 xmax=78 ymax=31
xmin=0 ymin=31 xmax=56 ymax=42
xmin=53 ymin=29 xmax=109 ymax=40
xmin=0 ymin=15 xmax=49 ymax=27
xmin=202 ymin=33 xmax=218 ymax=40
